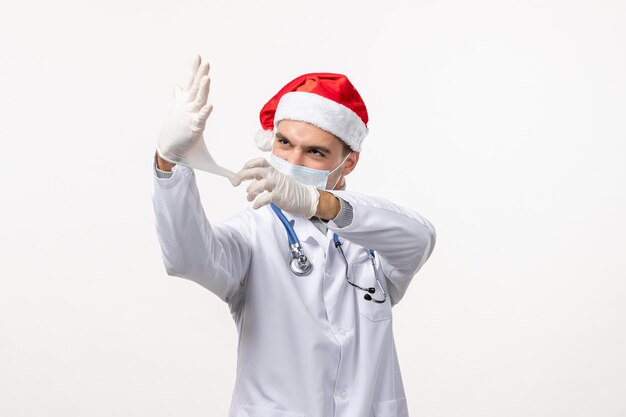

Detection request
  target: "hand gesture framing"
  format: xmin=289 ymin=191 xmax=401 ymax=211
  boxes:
xmin=235 ymin=157 xmax=320 ymax=219
xmin=156 ymin=55 xmax=237 ymax=183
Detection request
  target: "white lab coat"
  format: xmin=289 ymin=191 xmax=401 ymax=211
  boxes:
xmin=152 ymin=165 xmax=436 ymax=417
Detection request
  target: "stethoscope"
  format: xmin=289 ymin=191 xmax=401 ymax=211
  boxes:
xmin=270 ymin=203 xmax=387 ymax=303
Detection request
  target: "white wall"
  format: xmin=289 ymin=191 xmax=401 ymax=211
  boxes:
xmin=1 ymin=0 xmax=624 ymax=416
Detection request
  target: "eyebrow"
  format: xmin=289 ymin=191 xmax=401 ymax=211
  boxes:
xmin=275 ymin=132 xmax=333 ymax=155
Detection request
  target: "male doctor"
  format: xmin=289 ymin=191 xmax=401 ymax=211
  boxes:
xmin=152 ymin=56 xmax=436 ymax=417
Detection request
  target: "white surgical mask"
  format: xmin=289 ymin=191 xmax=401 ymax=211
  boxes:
xmin=269 ymin=152 xmax=352 ymax=190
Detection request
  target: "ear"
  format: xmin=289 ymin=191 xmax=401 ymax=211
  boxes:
xmin=341 ymin=152 xmax=359 ymax=176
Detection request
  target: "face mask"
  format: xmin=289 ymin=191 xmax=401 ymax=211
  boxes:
xmin=269 ymin=152 xmax=352 ymax=190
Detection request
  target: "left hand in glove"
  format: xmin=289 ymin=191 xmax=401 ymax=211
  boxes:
xmin=156 ymin=55 xmax=213 ymax=165
xmin=235 ymin=157 xmax=320 ymax=218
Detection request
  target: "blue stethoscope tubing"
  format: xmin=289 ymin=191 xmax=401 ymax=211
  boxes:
xmin=271 ymin=203 xmax=387 ymax=303
xmin=270 ymin=203 xmax=298 ymax=245
xmin=271 ymin=203 xmax=313 ymax=276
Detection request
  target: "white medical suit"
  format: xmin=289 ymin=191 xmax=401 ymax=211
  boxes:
xmin=152 ymin=163 xmax=436 ymax=417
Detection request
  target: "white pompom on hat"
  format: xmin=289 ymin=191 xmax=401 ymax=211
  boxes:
xmin=255 ymin=73 xmax=369 ymax=152
xmin=253 ymin=129 xmax=275 ymax=152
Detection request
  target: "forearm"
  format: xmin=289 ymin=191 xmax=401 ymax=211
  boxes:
xmin=156 ymin=151 xmax=176 ymax=172
xmin=315 ymin=190 xmax=341 ymax=220
xmin=153 ymin=164 xmax=250 ymax=302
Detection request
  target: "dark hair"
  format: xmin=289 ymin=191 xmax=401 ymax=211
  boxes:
xmin=341 ymin=141 xmax=353 ymax=157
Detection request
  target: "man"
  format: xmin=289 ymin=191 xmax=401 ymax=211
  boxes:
xmin=152 ymin=56 xmax=436 ymax=417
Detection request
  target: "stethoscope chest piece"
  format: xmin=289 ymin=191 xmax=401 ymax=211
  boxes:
xmin=290 ymin=250 xmax=313 ymax=276
xmin=272 ymin=203 xmax=314 ymax=276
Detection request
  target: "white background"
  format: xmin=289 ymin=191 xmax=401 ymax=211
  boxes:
xmin=1 ymin=0 xmax=625 ymax=416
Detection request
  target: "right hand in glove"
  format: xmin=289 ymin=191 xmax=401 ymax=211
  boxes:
xmin=235 ymin=157 xmax=321 ymax=219
xmin=156 ymin=55 xmax=214 ymax=165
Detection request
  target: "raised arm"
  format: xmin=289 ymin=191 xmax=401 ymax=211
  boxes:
xmin=326 ymin=190 xmax=436 ymax=305
xmin=152 ymin=162 xmax=251 ymax=304
xmin=152 ymin=55 xmax=250 ymax=305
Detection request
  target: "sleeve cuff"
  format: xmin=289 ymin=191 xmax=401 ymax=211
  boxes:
xmin=331 ymin=197 xmax=353 ymax=228
xmin=155 ymin=167 xmax=174 ymax=179
xmin=153 ymin=153 xmax=175 ymax=179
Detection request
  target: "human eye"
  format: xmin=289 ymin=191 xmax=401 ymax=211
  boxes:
xmin=309 ymin=148 xmax=325 ymax=157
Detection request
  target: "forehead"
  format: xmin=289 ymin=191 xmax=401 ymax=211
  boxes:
xmin=276 ymin=120 xmax=344 ymax=149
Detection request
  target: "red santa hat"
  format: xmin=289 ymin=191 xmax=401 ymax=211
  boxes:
xmin=254 ymin=73 xmax=369 ymax=152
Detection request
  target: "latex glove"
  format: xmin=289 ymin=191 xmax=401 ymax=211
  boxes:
xmin=235 ymin=157 xmax=320 ymax=218
xmin=156 ymin=55 xmax=237 ymax=184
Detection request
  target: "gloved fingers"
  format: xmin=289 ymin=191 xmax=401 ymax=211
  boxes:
xmin=198 ymin=102 xmax=214 ymax=123
xmin=241 ymin=157 xmax=270 ymax=170
xmin=194 ymin=75 xmax=211 ymax=107
xmin=188 ymin=62 xmax=210 ymax=102
xmin=235 ymin=158 xmax=272 ymax=185
xmin=246 ymin=182 xmax=263 ymax=202
xmin=252 ymin=190 xmax=274 ymax=210
xmin=191 ymin=113 xmax=209 ymax=133
xmin=237 ymin=166 xmax=271 ymax=183
xmin=246 ymin=178 xmax=273 ymax=199
xmin=183 ymin=55 xmax=201 ymax=91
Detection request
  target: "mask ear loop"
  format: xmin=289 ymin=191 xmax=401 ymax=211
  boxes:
xmin=328 ymin=152 xmax=353 ymax=190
